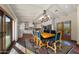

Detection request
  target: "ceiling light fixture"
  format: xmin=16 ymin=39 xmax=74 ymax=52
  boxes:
xmin=40 ymin=10 xmax=51 ymax=22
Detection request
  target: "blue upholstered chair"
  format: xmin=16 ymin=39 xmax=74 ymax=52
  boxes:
xmin=37 ymin=31 xmax=41 ymax=41
xmin=47 ymin=31 xmax=62 ymax=53
xmin=33 ymin=31 xmax=40 ymax=46
xmin=32 ymin=31 xmax=34 ymax=36
xmin=48 ymin=30 xmax=56 ymax=46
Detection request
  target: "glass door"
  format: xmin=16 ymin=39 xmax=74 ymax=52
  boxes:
xmin=5 ymin=16 xmax=11 ymax=50
xmin=57 ymin=22 xmax=64 ymax=40
xmin=0 ymin=9 xmax=13 ymax=53
xmin=64 ymin=21 xmax=71 ymax=40
xmin=0 ymin=10 xmax=3 ymax=53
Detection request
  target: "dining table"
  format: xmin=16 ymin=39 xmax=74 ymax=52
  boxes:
xmin=41 ymin=32 xmax=55 ymax=39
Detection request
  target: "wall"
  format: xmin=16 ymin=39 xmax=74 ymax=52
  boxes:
xmin=0 ymin=4 xmax=77 ymax=42
xmin=36 ymin=19 xmax=55 ymax=30
xmin=35 ymin=23 xmax=42 ymax=28
xmin=18 ymin=22 xmax=33 ymax=36
xmin=0 ymin=4 xmax=18 ymax=41
xmin=77 ymin=5 xmax=79 ymax=44
xmin=55 ymin=11 xmax=77 ymax=41
xmin=42 ymin=19 xmax=52 ymax=26
xmin=0 ymin=4 xmax=16 ymax=19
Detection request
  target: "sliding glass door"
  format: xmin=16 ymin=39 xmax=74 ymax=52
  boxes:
xmin=57 ymin=22 xmax=64 ymax=40
xmin=64 ymin=21 xmax=71 ymax=40
xmin=57 ymin=21 xmax=71 ymax=40
xmin=0 ymin=9 xmax=13 ymax=53
xmin=0 ymin=10 xmax=3 ymax=53
xmin=5 ymin=16 xmax=11 ymax=50
xmin=0 ymin=13 xmax=2 ymax=52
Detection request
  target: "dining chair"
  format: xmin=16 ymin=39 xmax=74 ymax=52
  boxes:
xmin=47 ymin=31 xmax=62 ymax=53
xmin=34 ymin=31 xmax=41 ymax=47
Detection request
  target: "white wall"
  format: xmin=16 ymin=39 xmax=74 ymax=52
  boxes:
xmin=0 ymin=4 xmax=77 ymax=42
xmin=35 ymin=19 xmax=55 ymax=30
xmin=55 ymin=11 xmax=77 ymax=41
xmin=35 ymin=23 xmax=42 ymax=28
xmin=14 ymin=19 xmax=18 ymax=41
xmin=41 ymin=19 xmax=55 ymax=30
xmin=77 ymin=5 xmax=79 ymax=44
xmin=18 ymin=22 xmax=33 ymax=35
xmin=42 ymin=19 xmax=52 ymax=26
xmin=0 ymin=4 xmax=16 ymax=19
xmin=12 ymin=21 xmax=14 ymax=41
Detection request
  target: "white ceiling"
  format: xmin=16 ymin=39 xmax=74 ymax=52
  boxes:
xmin=10 ymin=4 xmax=77 ymax=23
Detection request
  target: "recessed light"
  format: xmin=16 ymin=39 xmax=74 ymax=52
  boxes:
xmin=65 ymin=5 xmax=68 ymax=8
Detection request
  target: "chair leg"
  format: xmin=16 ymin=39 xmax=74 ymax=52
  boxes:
xmin=53 ymin=43 xmax=57 ymax=53
xmin=47 ymin=42 xmax=49 ymax=48
xmin=39 ymin=41 xmax=42 ymax=48
xmin=59 ymin=44 xmax=61 ymax=50
xmin=59 ymin=40 xmax=62 ymax=50
xmin=46 ymin=42 xmax=57 ymax=53
xmin=34 ymin=36 xmax=38 ymax=46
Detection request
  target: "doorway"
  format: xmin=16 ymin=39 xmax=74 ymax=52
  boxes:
xmin=57 ymin=22 xmax=64 ymax=40
xmin=5 ymin=16 xmax=12 ymax=50
xmin=0 ymin=9 xmax=13 ymax=53
xmin=0 ymin=10 xmax=3 ymax=53
xmin=57 ymin=21 xmax=71 ymax=40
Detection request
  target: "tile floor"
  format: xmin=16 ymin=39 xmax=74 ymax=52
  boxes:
xmin=9 ymin=39 xmax=79 ymax=54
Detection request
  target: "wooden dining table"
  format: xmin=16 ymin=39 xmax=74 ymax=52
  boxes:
xmin=41 ymin=32 xmax=55 ymax=39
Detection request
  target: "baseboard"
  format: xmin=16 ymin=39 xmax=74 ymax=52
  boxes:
xmin=0 ymin=41 xmax=16 ymax=54
xmin=77 ymin=41 xmax=79 ymax=46
xmin=64 ymin=39 xmax=77 ymax=43
xmin=70 ymin=40 xmax=77 ymax=43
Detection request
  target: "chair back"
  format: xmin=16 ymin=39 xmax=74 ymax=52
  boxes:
xmin=32 ymin=31 xmax=34 ymax=36
xmin=55 ymin=31 xmax=61 ymax=41
xmin=48 ymin=30 xmax=56 ymax=41
xmin=37 ymin=31 xmax=41 ymax=41
xmin=51 ymin=30 xmax=56 ymax=34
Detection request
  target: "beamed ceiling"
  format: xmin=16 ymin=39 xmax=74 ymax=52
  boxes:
xmin=9 ymin=4 xmax=77 ymax=23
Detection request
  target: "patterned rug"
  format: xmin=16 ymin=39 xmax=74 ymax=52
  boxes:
xmin=25 ymin=39 xmax=72 ymax=54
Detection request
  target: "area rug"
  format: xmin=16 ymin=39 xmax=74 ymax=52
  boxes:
xmin=25 ymin=39 xmax=73 ymax=54
xmin=47 ymin=45 xmax=72 ymax=54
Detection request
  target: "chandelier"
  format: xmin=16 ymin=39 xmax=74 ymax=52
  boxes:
xmin=40 ymin=10 xmax=51 ymax=22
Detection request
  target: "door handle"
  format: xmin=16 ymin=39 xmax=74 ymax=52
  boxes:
xmin=0 ymin=32 xmax=6 ymax=37
xmin=0 ymin=32 xmax=3 ymax=37
xmin=0 ymin=32 xmax=3 ymax=33
xmin=0 ymin=32 xmax=6 ymax=34
xmin=3 ymin=32 xmax=6 ymax=33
